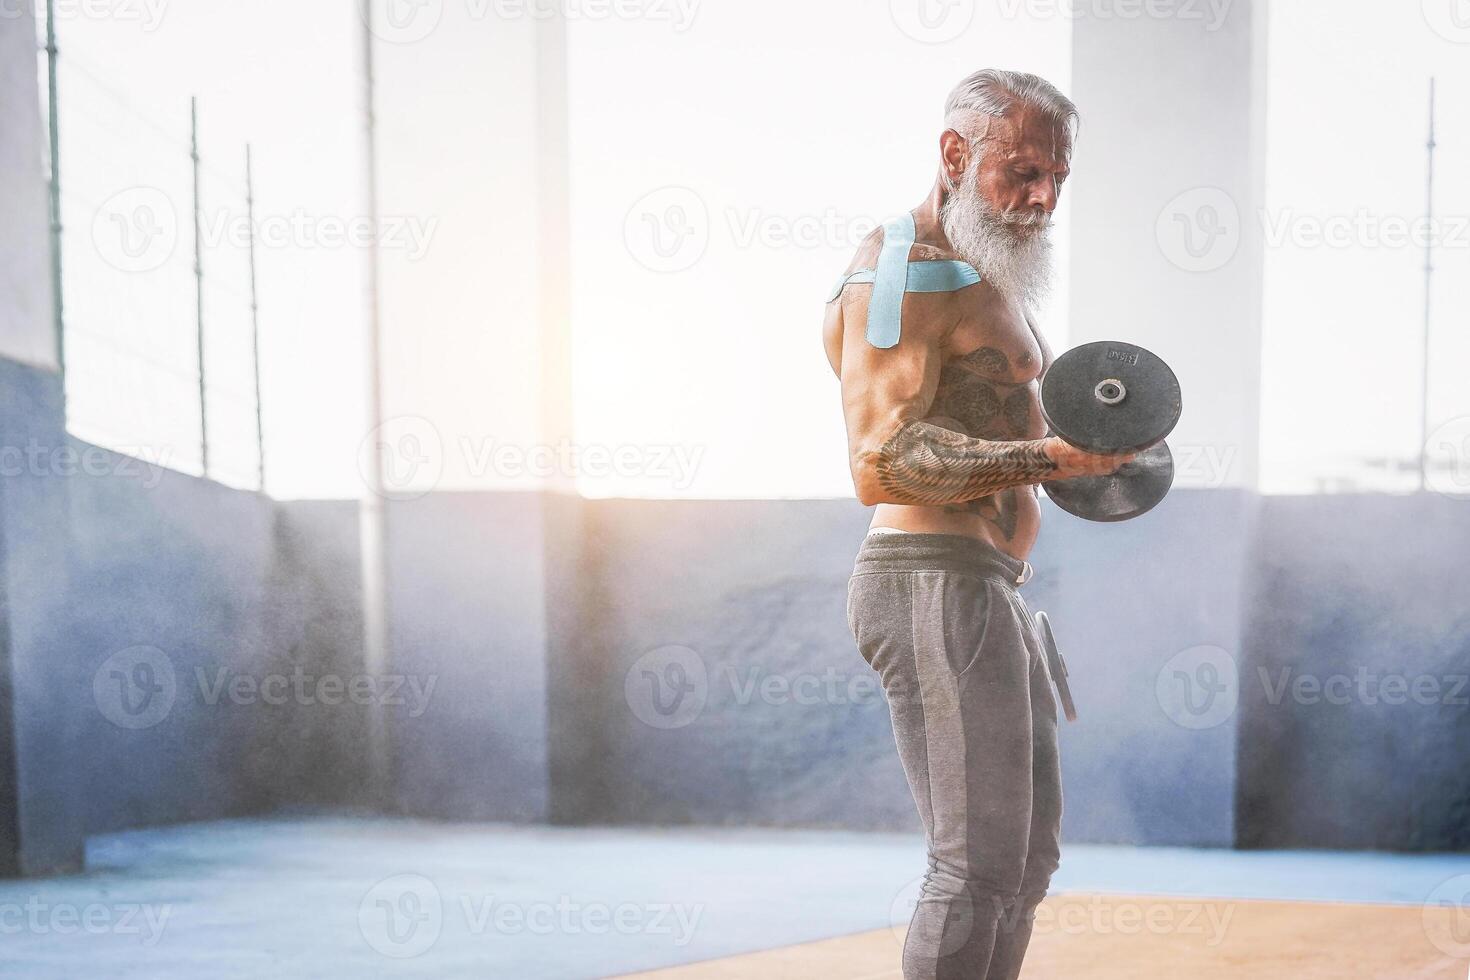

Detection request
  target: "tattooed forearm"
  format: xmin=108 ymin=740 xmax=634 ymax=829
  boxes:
xmin=869 ymin=419 xmax=1057 ymax=505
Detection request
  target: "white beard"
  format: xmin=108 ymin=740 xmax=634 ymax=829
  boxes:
xmin=939 ymin=166 xmax=1055 ymax=312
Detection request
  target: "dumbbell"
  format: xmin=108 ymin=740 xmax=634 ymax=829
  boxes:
xmin=1039 ymin=341 xmax=1182 ymax=523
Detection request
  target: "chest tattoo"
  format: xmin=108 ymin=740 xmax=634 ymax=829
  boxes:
xmin=931 ymin=345 xmax=1041 ymax=539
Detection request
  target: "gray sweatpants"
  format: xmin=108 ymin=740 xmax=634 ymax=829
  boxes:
xmin=847 ymin=533 xmax=1061 ymax=980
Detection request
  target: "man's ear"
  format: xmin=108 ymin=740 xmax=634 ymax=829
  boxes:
xmin=939 ymin=129 xmax=969 ymax=187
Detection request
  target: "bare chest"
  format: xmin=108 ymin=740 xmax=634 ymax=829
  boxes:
xmin=929 ymin=296 xmax=1047 ymax=441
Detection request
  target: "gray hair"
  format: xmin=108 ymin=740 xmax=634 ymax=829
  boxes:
xmin=943 ymin=69 xmax=1079 ymax=149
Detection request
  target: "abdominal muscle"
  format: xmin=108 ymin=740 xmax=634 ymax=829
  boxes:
xmin=871 ymin=490 xmax=1043 ymax=561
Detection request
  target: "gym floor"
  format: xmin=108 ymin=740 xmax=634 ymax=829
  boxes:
xmin=6 ymin=817 xmax=1467 ymax=979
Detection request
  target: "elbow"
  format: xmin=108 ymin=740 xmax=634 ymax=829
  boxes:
xmin=850 ymin=454 xmax=889 ymax=508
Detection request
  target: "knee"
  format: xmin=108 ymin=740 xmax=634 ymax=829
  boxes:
xmin=1021 ymin=851 xmax=1058 ymax=900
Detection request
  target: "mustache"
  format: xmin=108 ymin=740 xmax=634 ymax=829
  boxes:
xmin=996 ymin=207 xmax=1051 ymax=230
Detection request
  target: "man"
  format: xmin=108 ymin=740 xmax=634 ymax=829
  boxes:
xmin=823 ymin=69 xmax=1131 ymax=979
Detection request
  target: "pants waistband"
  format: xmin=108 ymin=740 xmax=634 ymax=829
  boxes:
xmin=853 ymin=532 xmax=1033 ymax=586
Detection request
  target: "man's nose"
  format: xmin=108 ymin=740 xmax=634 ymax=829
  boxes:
xmin=1030 ymin=179 xmax=1059 ymax=212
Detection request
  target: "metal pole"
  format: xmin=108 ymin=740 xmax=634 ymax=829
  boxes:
xmin=1420 ymin=78 xmax=1437 ymax=493
xmin=359 ymin=0 xmax=393 ymax=810
xmin=45 ymin=0 xmax=66 ymax=388
xmin=245 ymin=145 xmax=265 ymax=492
xmin=191 ymin=97 xmax=209 ymax=478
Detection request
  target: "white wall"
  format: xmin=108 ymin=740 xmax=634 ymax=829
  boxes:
xmin=1070 ymin=0 xmax=1267 ymax=491
xmin=567 ymin=0 xmax=1072 ymax=498
xmin=369 ymin=2 xmax=551 ymax=496
xmin=0 ymin=2 xmax=58 ymax=372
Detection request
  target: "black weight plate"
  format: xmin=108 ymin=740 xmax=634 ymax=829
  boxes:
xmin=1044 ymin=441 xmax=1175 ymax=523
xmin=1041 ymin=341 xmax=1182 ymax=454
xmin=1035 ymin=611 xmax=1077 ymax=723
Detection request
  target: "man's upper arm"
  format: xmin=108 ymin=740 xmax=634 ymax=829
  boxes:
xmin=837 ymin=287 xmax=943 ymax=468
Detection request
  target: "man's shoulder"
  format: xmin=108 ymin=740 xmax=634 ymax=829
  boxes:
xmin=845 ymin=221 xmax=963 ymax=274
xmin=844 ymin=224 xmax=887 ymax=275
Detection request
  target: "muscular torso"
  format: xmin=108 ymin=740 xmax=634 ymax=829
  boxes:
xmin=823 ymin=244 xmax=1054 ymax=560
